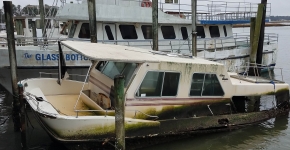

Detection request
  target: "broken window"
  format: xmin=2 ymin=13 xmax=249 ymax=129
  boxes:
xmin=190 ymin=73 xmax=224 ymax=96
xmin=119 ymin=25 xmax=138 ymax=39
xmin=136 ymin=71 xmax=180 ymax=97
xmin=97 ymin=61 xmax=137 ymax=86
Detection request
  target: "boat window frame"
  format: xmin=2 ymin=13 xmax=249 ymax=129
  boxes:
xmin=68 ymin=22 xmax=78 ymax=38
xmin=188 ymin=72 xmax=225 ymax=97
xmin=135 ymin=70 xmax=181 ymax=98
xmin=95 ymin=61 xmax=138 ymax=87
xmin=119 ymin=24 xmax=138 ymax=39
xmin=105 ymin=25 xmax=115 ymax=40
xmin=181 ymin=26 xmax=188 ymax=40
xmin=141 ymin=25 xmax=153 ymax=39
xmin=161 ymin=25 xmax=176 ymax=39
xmin=197 ymin=26 xmax=205 ymax=38
xmin=78 ymin=23 xmax=91 ymax=39
xmin=209 ymin=26 xmax=220 ymax=38
xmin=223 ymin=25 xmax=227 ymax=37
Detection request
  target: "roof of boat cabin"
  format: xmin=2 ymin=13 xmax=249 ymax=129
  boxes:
xmin=55 ymin=3 xmax=193 ymax=24
xmin=61 ymin=41 xmax=222 ymax=65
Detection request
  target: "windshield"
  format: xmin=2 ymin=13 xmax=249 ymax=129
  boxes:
xmin=96 ymin=61 xmax=137 ymax=86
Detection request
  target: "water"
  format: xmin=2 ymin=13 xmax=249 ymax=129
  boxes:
xmin=1 ymin=26 xmax=290 ymax=150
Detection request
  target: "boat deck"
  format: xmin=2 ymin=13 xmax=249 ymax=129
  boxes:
xmin=230 ymin=75 xmax=284 ymax=83
xmin=46 ymin=95 xmax=96 ymax=116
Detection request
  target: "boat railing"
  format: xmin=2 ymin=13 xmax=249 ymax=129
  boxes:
xmin=39 ymin=72 xmax=87 ymax=81
xmin=162 ymin=1 xmax=271 ymax=22
xmin=25 ymin=92 xmax=58 ymax=117
xmin=26 ymin=88 xmax=159 ymax=119
xmin=66 ymin=32 xmax=278 ymax=58
xmin=89 ymin=0 xmax=271 ymax=22
xmin=232 ymin=63 xmax=284 ymax=83
xmin=1 ymin=36 xmax=67 ymax=47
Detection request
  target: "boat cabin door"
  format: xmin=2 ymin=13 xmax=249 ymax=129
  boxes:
xmin=102 ymin=24 xmax=116 ymax=44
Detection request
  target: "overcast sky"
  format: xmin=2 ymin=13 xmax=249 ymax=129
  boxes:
xmin=0 ymin=0 xmax=288 ymax=16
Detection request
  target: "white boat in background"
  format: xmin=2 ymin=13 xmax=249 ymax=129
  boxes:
xmin=0 ymin=0 xmax=278 ymax=72
xmin=21 ymin=41 xmax=289 ymax=149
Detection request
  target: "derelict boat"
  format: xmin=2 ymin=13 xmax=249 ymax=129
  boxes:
xmin=21 ymin=41 xmax=289 ymax=148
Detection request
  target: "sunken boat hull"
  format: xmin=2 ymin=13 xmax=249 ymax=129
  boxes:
xmin=22 ymin=41 xmax=289 ymax=149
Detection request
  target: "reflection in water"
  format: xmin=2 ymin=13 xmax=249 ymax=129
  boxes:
xmin=141 ymin=113 xmax=289 ymax=150
xmin=0 ymin=83 xmax=68 ymax=150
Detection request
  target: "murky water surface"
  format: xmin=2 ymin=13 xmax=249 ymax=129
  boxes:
xmin=1 ymin=27 xmax=290 ymax=150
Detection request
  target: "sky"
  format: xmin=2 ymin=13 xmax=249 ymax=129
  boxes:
xmin=0 ymin=0 xmax=288 ymax=16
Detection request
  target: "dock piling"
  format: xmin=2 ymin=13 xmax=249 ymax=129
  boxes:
xmin=114 ymin=75 xmax=125 ymax=150
xmin=3 ymin=1 xmax=20 ymax=131
xmin=256 ymin=0 xmax=267 ymax=74
xmin=39 ymin=0 xmax=47 ymax=43
xmin=18 ymin=84 xmax=27 ymax=150
xmin=191 ymin=0 xmax=197 ymax=57
xmin=152 ymin=0 xmax=158 ymax=51
xmin=31 ymin=21 xmax=37 ymax=46
xmin=249 ymin=4 xmax=264 ymax=76
xmin=87 ymin=0 xmax=97 ymax=43
xmin=249 ymin=17 xmax=256 ymax=75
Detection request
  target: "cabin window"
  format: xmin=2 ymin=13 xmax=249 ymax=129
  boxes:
xmin=181 ymin=27 xmax=188 ymax=40
xmin=28 ymin=19 xmax=33 ymax=29
xmin=35 ymin=19 xmax=41 ymax=29
xmin=136 ymin=71 xmax=180 ymax=97
xmin=223 ymin=25 xmax=227 ymax=37
xmin=197 ymin=26 xmax=205 ymax=38
xmin=96 ymin=61 xmax=107 ymax=72
xmin=97 ymin=61 xmax=137 ymax=86
xmin=141 ymin=25 xmax=152 ymax=39
xmin=78 ymin=23 xmax=90 ymax=38
xmin=105 ymin=25 xmax=114 ymax=40
xmin=165 ymin=0 xmax=178 ymax=3
xmin=161 ymin=26 xmax=176 ymax=39
xmin=190 ymin=73 xmax=224 ymax=96
xmin=68 ymin=23 xmax=77 ymax=38
xmin=209 ymin=26 xmax=220 ymax=38
xmin=119 ymin=25 xmax=138 ymax=39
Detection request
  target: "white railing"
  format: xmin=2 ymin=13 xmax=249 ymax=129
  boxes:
xmin=77 ymin=0 xmax=271 ymax=22
xmin=232 ymin=63 xmax=284 ymax=83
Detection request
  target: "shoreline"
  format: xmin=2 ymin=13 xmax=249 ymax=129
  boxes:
xmin=234 ymin=23 xmax=290 ymax=28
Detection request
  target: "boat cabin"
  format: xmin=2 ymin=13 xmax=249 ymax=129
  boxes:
xmin=21 ymin=41 xmax=289 ymax=143
xmin=55 ymin=0 xmax=238 ymax=54
xmin=14 ymin=15 xmax=66 ymax=38
xmin=58 ymin=41 xmax=288 ymax=119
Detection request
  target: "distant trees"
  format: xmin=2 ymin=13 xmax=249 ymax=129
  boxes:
xmin=7 ymin=4 xmax=59 ymax=17
xmin=270 ymin=16 xmax=290 ymax=21
xmin=22 ymin=5 xmax=39 ymax=16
